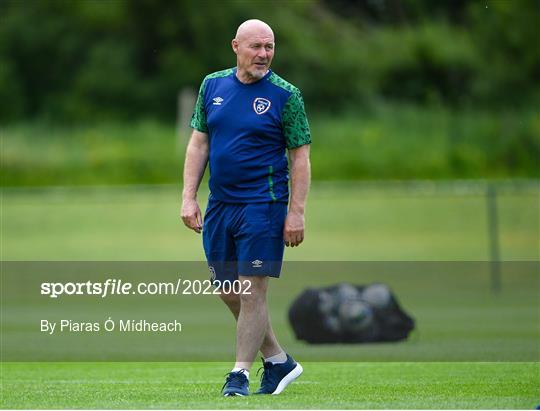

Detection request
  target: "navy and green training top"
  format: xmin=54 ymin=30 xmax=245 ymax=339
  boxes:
xmin=190 ymin=68 xmax=311 ymax=203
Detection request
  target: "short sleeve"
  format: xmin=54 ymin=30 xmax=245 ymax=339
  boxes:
xmin=282 ymin=88 xmax=311 ymax=149
xmin=190 ymin=79 xmax=208 ymax=132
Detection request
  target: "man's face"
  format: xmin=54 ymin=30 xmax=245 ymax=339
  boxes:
xmin=233 ymin=31 xmax=275 ymax=82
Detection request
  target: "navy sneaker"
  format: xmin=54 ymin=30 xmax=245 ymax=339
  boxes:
xmin=256 ymin=354 xmax=303 ymax=395
xmin=221 ymin=370 xmax=249 ymax=397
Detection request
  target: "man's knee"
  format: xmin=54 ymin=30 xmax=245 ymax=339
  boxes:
xmin=238 ymin=276 xmax=268 ymax=305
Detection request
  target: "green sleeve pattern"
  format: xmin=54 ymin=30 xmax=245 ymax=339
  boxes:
xmin=190 ymin=69 xmax=234 ymax=133
xmin=190 ymin=79 xmax=208 ymax=132
xmin=282 ymin=88 xmax=311 ymax=149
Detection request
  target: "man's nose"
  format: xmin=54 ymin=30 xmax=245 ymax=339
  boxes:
xmin=256 ymin=48 xmax=268 ymax=60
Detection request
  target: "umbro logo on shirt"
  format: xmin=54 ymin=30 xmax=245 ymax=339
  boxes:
xmin=213 ymin=97 xmax=223 ymax=105
xmin=251 ymin=259 xmax=263 ymax=268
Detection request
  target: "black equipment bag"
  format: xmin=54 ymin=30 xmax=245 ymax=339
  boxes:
xmin=288 ymin=283 xmax=415 ymax=343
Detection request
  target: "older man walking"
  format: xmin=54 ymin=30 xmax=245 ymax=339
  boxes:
xmin=181 ymin=19 xmax=311 ymax=397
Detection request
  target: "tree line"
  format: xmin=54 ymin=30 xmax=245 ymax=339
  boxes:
xmin=1 ymin=0 xmax=538 ymax=123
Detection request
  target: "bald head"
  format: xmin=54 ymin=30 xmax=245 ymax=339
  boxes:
xmin=232 ymin=19 xmax=275 ymax=84
xmin=235 ymin=19 xmax=274 ymax=42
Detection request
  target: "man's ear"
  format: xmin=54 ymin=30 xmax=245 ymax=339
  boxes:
xmin=231 ymin=39 xmax=238 ymax=54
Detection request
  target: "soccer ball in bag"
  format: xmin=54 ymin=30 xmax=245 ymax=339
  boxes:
xmin=338 ymin=298 xmax=374 ymax=332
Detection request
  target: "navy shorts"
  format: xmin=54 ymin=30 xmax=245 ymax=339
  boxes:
xmin=202 ymin=199 xmax=287 ymax=284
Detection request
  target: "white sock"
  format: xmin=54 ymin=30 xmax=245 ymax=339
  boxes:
xmin=264 ymin=351 xmax=287 ymax=364
xmin=231 ymin=367 xmax=249 ymax=379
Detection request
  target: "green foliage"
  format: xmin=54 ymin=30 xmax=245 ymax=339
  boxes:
xmin=467 ymin=0 xmax=540 ymax=103
xmin=309 ymin=105 xmax=540 ymax=180
xmin=0 ymin=0 xmax=538 ymax=122
xmin=366 ymin=24 xmax=477 ymax=105
xmin=2 ymin=105 xmax=538 ymax=187
xmin=1 ymin=120 xmax=179 ymax=186
xmin=0 ymin=59 xmax=25 ymax=121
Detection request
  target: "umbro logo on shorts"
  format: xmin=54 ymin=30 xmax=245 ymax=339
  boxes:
xmin=253 ymin=97 xmax=271 ymax=114
xmin=213 ymin=97 xmax=223 ymax=105
xmin=251 ymin=259 xmax=263 ymax=268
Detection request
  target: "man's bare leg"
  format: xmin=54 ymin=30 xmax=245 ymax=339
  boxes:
xmin=219 ymin=276 xmax=302 ymax=395
xmin=221 ymin=276 xmax=281 ymax=369
xmin=220 ymin=287 xmax=283 ymax=358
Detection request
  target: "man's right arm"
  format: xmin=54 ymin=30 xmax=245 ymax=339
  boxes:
xmin=181 ymin=129 xmax=209 ymax=233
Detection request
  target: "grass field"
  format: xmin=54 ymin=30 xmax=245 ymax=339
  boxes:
xmin=2 ymin=182 xmax=538 ymax=260
xmin=2 ymin=362 xmax=539 ymax=409
xmin=1 ymin=182 xmax=539 ymax=408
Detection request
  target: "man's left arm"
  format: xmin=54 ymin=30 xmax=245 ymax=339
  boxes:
xmin=284 ymin=144 xmax=311 ymax=247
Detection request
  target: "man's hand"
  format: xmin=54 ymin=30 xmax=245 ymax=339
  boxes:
xmin=181 ymin=198 xmax=203 ymax=233
xmin=284 ymin=210 xmax=304 ymax=247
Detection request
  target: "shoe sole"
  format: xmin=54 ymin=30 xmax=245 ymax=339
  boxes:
xmin=271 ymin=363 xmax=303 ymax=395
xmin=223 ymin=392 xmax=245 ymax=397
